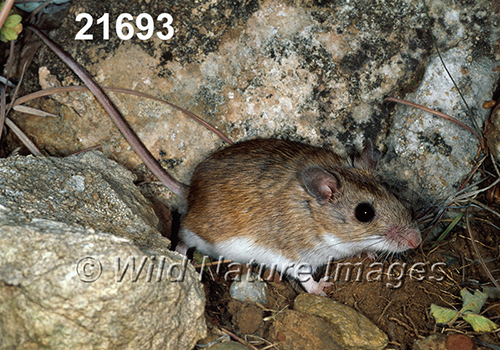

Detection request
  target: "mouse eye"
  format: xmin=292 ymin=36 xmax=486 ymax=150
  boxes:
xmin=355 ymin=203 xmax=375 ymax=223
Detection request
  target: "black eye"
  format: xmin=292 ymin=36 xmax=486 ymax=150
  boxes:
xmin=355 ymin=203 xmax=375 ymax=222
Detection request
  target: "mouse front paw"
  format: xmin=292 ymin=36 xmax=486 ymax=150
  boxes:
xmin=175 ymin=242 xmax=189 ymax=256
xmin=300 ymin=276 xmax=332 ymax=296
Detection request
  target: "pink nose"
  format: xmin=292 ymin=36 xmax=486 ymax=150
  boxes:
xmin=407 ymin=228 xmax=421 ymax=249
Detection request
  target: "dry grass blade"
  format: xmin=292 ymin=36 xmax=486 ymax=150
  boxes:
xmin=13 ymin=105 xmax=57 ymax=117
xmin=454 ymin=178 xmax=500 ymax=203
xmin=465 ymin=208 xmax=500 ymax=290
xmin=466 ymin=155 xmax=500 ymax=218
xmin=385 ymin=97 xmax=485 ymax=152
xmin=220 ymin=328 xmax=259 ymax=350
xmin=423 ymin=0 xmax=481 ymax=135
xmin=5 ymin=40 xmax=15 ymax=83
xmin=491 ymin=152 xmax=500 ymax=179
xmin=469 ymin=199 xmax=500 ymax=219
xmin=0 ymin=58 xmax=42 ymax=155
xmin=68 ymin=145 xmax=101 ymax=156
xmin=0 ymin=76 xmax=15 ymax=87
xmin=423 ymin=155 xmax=487 ymax=245
xmin=6 ymin=61 xmax=28 ymax=114
xmin=4 ymin=117 xmax=42 ymax=156
xmin=0 ymin=85 xmax=5 ymax=142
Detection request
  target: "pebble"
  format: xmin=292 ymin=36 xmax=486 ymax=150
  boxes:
xmin=270 ymin=309 xmax=344 ymax=350
xmin=229 ymin=273 xmax=268 ymax=304
xmin=294 ymin=294 xmax=388 ymax=350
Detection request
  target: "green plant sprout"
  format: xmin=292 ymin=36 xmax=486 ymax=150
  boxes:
xmin=430 ymin=289 xmax=499 ymax=332
xmin=0 ymin=2 xmax=22 ymax=42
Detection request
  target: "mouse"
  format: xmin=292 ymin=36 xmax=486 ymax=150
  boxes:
xmin=179 ymin=138 xmax=421 ymax=295
xmin=30 ymin=27 xmax=421 ymax=295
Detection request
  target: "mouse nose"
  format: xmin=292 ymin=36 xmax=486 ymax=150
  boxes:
xmin=407 ymin=228 xmax=421 ymax=249
xmin=387 ymin=225 xmax=421 ymax=250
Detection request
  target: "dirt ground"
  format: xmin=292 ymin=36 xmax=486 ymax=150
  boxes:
xmin=192 ymin=180 xmax=500 ymax=349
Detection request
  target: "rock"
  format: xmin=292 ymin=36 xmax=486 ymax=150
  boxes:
xmin=413 ymin=334 xmax=447 ymax=350
xmin=485 ymin=104 xmax=500 ymax=162
xmin=229 ymin=272 xmax=268 ymax=304
xmin=381 ymin=46 xmax=499 ymax=203
xmin=231 ymin=303 xmax=263 ymax=334
xmin=444 ymin=334 xmax=475 ymax=350
xmin=270 ymin=309 xmax=344 ymax=350
xmin=14 ymin=0 xmax=499 ymax=208
xmin=483 ymin=285 xmax=500 ymax=300
xmin=0 ymin=151 xmax=163 ymax=247
xmin=294 ymin=294 xmax=388 ymax=350
xmin=0 ymin=152 xmax=206 ymax=349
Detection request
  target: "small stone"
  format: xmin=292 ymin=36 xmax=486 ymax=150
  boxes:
xmin=229 ymin=273 xmax=268 ymax=304
xmin=413 ymin=334 xmax=447 ymax=350
xmin=270 ymin=310 xmax=343 ymax=350
xmin=231 ymin=303 xmax=263 ymax=334
xmin=483 ymin=286 xmax=500 ymax=300
xmin=276 ymin=332 xmax=286 ymax=342
xmin=294 ymin=294 xmax=388 ymax=350
xmin=445 ymin=334 xmax=475 ymax=350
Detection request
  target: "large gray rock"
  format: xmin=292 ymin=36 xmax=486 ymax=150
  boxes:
xmin=0 ymin=152 xmax=206 ymax=349
xmin=381 ymin=46 xmax=498 ymax=203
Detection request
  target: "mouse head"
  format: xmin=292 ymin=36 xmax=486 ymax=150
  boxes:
xmin=302 ymin=142 xmax=421 ymax=255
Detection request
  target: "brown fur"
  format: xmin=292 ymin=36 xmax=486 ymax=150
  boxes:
xmin=182 ymin=139 xmax=417 ymax=261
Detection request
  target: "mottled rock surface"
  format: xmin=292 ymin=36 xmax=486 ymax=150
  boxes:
xmin=0 ymin=151 xmax=163 ymax=246
xmin=0 ymin=152 xmax=206 ymax=349
xmin=12 ymin=0 xmax=499 ymax=207
xmin=381 ymin=47 xmax=498 ymax=202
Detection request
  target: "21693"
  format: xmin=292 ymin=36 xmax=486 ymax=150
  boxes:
xmin=75 ymin=13 xmax=174 ymax=41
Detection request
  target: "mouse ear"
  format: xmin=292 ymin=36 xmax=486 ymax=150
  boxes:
xmin=302 ymin=166 xmax=338 ymax=204
xmin=355 ymin=140 xmax=381 ymax=171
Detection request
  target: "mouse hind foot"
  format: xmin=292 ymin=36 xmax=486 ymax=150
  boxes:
xmin=300 ymin=275 xmax=332 ymax=296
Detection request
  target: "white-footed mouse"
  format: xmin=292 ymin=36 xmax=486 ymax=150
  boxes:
xmin=180 ymin=139 xmax=421 ymax=295
xmin=31 ymin=28 xmax=420 ymax=295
